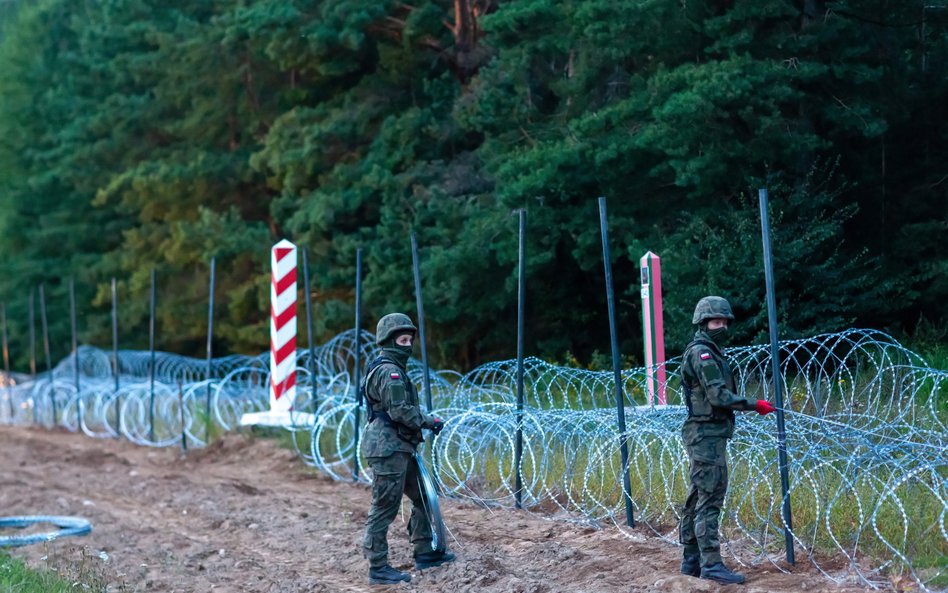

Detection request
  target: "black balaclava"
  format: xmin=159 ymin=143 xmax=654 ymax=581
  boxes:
xmin=382 ymin=331 xmax=415 ymax=368
xmin=701 ymin=322 xmax=729 ymax=346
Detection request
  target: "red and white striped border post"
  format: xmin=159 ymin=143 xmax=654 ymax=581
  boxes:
xmin=270 ymin=239 xmax=297 ymax=413
xmin=640 ymin=251 xmax=667 ymax=406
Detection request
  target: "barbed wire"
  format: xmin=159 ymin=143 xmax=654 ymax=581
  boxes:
xmin=0 ymin=328 xmax=944 ymax=591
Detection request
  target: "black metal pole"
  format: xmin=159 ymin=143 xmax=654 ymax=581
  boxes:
xmin=39 ymin=283 xmax=56 ymax=426
xmin=28 ymin=290 xmax=36 ymax=423
xmin=70 ymin=277 xmax=81 ymax=427
xmin=410 ymin=233 xmax=433 ymax=412
xmin=111 ymin=278 xmax=120 ymax=438
xmin=758 ymin=188 xmax=795 ymax=565
xmin=0 ymin=303 xmax=7 ymax=375
xmin=205 ymin=258 xmax=215 ymax=441
xmin=149 ymin=268 xmax=157 ymax=443
xmin=111 ymin=279 xmax=119 ymax=389
xmin=597 ymin=197 xmax=635 ymax=528
xmin=1 ymin=303 xmax=12 ymax=421
xmin=515 ymin=209 xmax=526 ymax=509
xmin=28 ymin=289 xmax=36 ymax=376
xmin=302 ymin=250 xmax=317 ymax=412
xmin=179 ymin=380 xmax=187 ymax=453
xmin=352 ymin=248 xmax=363 ymax=480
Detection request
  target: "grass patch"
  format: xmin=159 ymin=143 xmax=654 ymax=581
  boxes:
xmin=0 ymin=551 xmax=74 ymax=593
xmin=0 ymin=547 xmax=113 ymax=593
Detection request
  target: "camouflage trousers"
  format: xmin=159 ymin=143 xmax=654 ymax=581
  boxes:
xmin=679 ymin=438 xmax=729 ymax=567
xmin=363 ymin=452 xmax=433 ymax=568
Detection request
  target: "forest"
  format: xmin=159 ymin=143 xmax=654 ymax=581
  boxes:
xmin=0 ymin=0 xmax=945 ymax=371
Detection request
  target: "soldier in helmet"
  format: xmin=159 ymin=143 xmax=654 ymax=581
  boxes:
xmin=360 ymin=313 xmax=454 ymax=585
xmin=679 ymin=296 xmax=776 ymax=584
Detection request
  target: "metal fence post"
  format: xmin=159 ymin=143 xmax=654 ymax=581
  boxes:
xmin=39 ymin=284 xmax=56 ymax=426
xmin=410 ymin=233 xmax=433 ymax=412
xmin=205 ymin=258 xmax=216 ymax=441
xmin=352 ymin=248 xmax=363 ymax=480
xmin=1 ymin=303 xmax=12 ymax=421
xmin=69 ymin=278 xmax=78 ymax=390
xmin=149 ymin=268 xmax=157 ymax=443
xmin=597 ymin=197 xmax=635 ymax=528
xmin=111 ymin=278 xmax=121 ymax=438
xmin=515 ymin=209 xmax=526 ymax=509
xmin=302 ymin=250 xmax=317 ymax=412
xmin=758 ymin=188 xmax=795 ymax=565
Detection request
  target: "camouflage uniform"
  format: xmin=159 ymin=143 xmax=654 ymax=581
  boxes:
xmin=679 ymin=297 xmax=756 ymax=568
xmin=362 ymin=314 xmax=439 ymax=570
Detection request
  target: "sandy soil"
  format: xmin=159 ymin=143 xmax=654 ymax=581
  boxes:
xmin=0 ymin=427 xmax=881 ymax=593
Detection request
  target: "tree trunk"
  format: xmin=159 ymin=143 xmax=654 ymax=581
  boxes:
xmin=449 ymin=0 xmax=496 ymax=81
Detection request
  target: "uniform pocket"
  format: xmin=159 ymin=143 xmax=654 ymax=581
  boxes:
xmin=690 ymin=395 xmax=713 ymax=418
xmin=372 ymin=473 xmax=402 ymax=506
xmin=692 ymin=463 xmax=726 ymax=494
xmin=689 ymin=437 xmax=728 ymax=466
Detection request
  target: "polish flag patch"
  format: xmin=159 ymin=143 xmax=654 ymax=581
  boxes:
xmin=700 ymin=352 xmax=711 ymax=360
xmin=390 ymin=372 xmax=401 ymax=380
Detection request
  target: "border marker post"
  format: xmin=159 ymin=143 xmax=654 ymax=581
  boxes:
xmin=640 ymin=252 xmax=667 ymax=406
xmin=240 ymin=240 xmax=314 ymax=427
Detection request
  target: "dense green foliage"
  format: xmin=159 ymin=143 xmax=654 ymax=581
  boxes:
xmin=0 ymin=0 xmax=945 ymax=370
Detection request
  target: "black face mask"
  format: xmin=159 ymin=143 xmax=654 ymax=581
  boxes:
xmin=706 ymin=326 xmax=729 ymax=345
xmin=382 ymin=339 xmax=414 ymax=368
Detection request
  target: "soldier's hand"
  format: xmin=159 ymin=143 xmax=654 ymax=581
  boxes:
xmin=429 ymin=417 xmax=445 ymax=435
xmin=755 ymin=400 xmax=776 ymax=415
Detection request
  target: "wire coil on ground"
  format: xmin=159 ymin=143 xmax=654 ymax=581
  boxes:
xmin=0 ymin=516 xmax=92 ymax=547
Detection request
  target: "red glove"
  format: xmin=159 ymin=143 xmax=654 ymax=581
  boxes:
xmin=756 ymin=400 xmax=776 ymax=415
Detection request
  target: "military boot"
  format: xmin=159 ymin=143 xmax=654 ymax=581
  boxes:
xmin=368 ymin=564 xmax=411 ymax=585
xmin=680 ymin=553 xmax=701 ymax=577
xmin=700 ymin=562 xmax=745 ymax=585
xmin=414 ymin=550 xmax=456 ymax=570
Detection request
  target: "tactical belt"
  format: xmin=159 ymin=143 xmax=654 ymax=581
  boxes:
xmin=367 ymin=408 xmax=421 ymax=446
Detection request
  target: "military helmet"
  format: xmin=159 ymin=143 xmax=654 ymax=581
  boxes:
xmin=692 ymin=296 xmax=735 ymax=324
xmin=376 ymin=313 xmax=417 ymax=345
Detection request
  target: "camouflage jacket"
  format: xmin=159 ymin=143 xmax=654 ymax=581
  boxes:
xmin=360 ymin=356 xmax=434 ymax=458
xmin=681 ymin=330 xmax=755 ymax=450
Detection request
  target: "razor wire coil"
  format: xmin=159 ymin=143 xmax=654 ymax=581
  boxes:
xmin=0 ymin=328 xmax=944 ymax=591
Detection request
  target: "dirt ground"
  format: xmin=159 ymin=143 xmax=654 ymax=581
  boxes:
xmin=0 ymin=427 xmax=881 ymax=593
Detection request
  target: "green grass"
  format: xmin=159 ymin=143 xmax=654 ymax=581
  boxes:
xmin=192 ymin=407 xmax=224 ymax=444
xmin=906 ymin=317 xmax=948 ymax=372
xmin=0 ymin=550 xmax=103 ymax=593
xmin=0 ymin=551 xmax=70 ymax=593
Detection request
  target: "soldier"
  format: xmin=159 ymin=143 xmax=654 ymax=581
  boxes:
xmin=679 ymin=296 xmax=776 ymax=584
xmin=361 ymin=313 xmax=455 ymax=585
